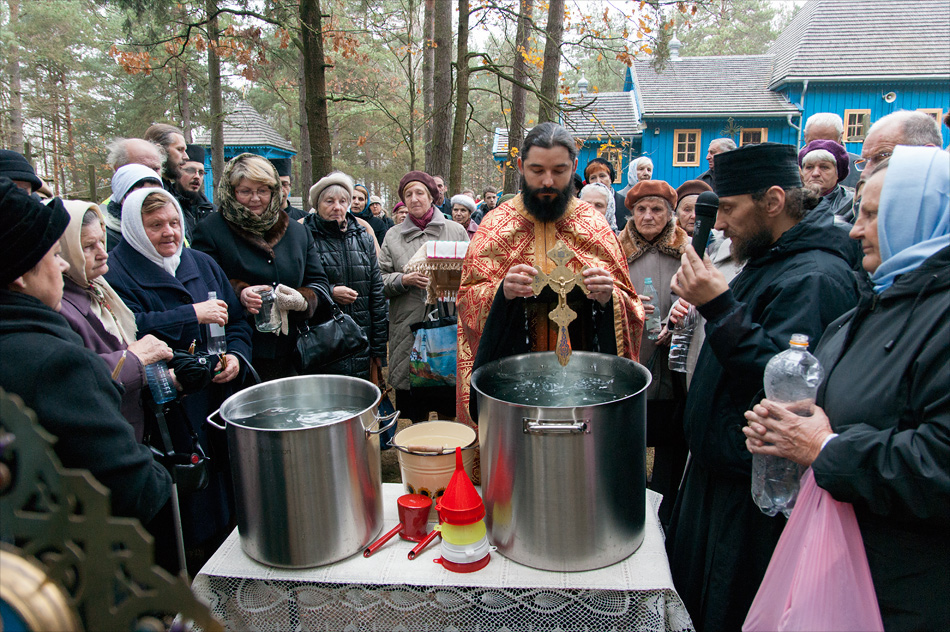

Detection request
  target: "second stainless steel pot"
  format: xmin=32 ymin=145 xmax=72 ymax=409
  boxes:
xmin=472 ymin=351 xmax=651 ymax=572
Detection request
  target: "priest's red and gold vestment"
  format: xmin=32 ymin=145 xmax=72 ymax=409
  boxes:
xmin=456 ymin=194 xmax=644 ymax=427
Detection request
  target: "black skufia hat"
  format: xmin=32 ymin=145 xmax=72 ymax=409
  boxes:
xmin=185 ymin=144 xmax=206 ymax=164
xmin=270 ymin=158 xmax=292 ymax=178
xmin=714 ymin=143 xmax=803 ymax=198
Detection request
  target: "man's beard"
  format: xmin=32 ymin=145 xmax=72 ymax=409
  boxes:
xmin=175 ymin=183 xmax=203 ymax=204
xmin=521 ymin=179 xmax=572 ymax=222
xmin=729 ymin=206 xmax=774 ymax=264
xmin=164 ymin=161 xmax=181 ymax=181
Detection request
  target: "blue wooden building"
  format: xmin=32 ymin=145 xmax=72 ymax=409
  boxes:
xmin=193 ymin=101 xmax=296 ymax=201
xmin=492 ymin=89 xmax=641 ymax=191
xmin=493 ymin=0 xmax=949 ymax=191
xmin=629 ymin=0 xmax=949 ymax=185
xmin=765 ymin=0 xmax=950 ymax=155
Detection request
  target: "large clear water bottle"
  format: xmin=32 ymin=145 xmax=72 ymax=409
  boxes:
xmin=206 ymin=291 xmax=227 ymax=355
xmin=668 ymin=302 xmax=697 ymax=372
xmin=643 ymin=277 xmax=662 ymax=341
xmin=752 ymin=333 xmax=823 ymax=518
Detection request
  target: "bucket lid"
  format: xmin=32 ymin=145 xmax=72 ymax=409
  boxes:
xmin=436 ymin=447 xmax=485 ymax=525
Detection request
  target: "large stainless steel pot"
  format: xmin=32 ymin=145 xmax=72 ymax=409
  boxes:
xmin=208 ymin=375 xmax=398 ymax=568
xmin=471 ymin=351 xmax=651 ymax=572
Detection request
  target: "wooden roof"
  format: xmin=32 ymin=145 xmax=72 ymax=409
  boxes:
xmin=194 ymin=101 xmax=295 ymax=153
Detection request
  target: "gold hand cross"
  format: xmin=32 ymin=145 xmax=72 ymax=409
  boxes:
xmin=530 ymin=242 xmax=589 ymax=366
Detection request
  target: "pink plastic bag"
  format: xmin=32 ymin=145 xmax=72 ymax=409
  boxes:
xmin=743 ymin=468 xmax=884 ymax=632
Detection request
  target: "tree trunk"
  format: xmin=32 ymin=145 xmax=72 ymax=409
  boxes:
xmin=429 ymin=0 xmax=453 ymax=180
xmin=537 ymin=0 xmax=565 ymax=124
xmin=5 ymin=0 xmax=24 ymax=150
xmin=178 ymin=62 xmax=193 ymax=142
xmin=297 ymin=54 xmax=313 ymax=206
xmin=206 ymin=0 xmax=225 ymax=200
xmin=449 ymin=0 xmax=469 ymax=194
xmin=61 ymin=74 xmax=80 ymax=191
xmin=301 ymin=0 xmax=332 ymax=179
xmin=504 ymin=0 xmax=532 ymax=193
xmin=422 ymin=0 xmax=434 ymax=170
xmin=406 ymin=0 xmax=418 ymax=171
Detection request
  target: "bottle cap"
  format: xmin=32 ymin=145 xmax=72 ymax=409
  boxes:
xmin=644 ymin=277 xmax=653 ymax=284
xmin=789 ymin=333 xmax=810 ymax=348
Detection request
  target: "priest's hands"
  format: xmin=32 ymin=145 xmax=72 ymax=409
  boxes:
xmin=583 ymin=267 xmax=613 ymax=305
xmin=503 ymin=264 xmax=538 ymax=300
xmin=671 ymin=245 xmax=729 ymax=307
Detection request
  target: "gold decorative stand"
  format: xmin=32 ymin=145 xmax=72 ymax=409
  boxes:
xmin=530 ymin=242 xmax=589 ymax=366
xmin=0 ymin=389 xmax=222 ymax=631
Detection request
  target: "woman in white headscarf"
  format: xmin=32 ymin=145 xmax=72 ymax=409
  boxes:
xmin=103 ymin=163 xmax=164 ymax=251
xmin=105 ymin=187 xmax=253 ymax=571
xmin=579 ymin=182 xmax=618 ymax=233
xmin=58 ymin=200 xmax=172 ymax=441
xmin=743 ymin=146 xmax=950 ymax=630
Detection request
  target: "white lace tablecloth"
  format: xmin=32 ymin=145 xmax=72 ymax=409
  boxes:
xmin=192 ymin=485 xmax=694 ymax=631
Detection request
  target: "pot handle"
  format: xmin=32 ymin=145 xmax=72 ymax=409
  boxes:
xmin=523 ymin=418 xmax=590 ymax=435
xmin=366 ymin=409 xmax=400 ymax=438
xmin=206 ymin=408 xmax=227 ymax=431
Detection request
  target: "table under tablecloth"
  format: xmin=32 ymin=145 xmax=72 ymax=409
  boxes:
xmin=192 ymin=484 xmax=694 ymax=631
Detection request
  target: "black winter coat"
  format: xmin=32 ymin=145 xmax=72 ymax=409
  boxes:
xmin=191 ymin=210 xmax=330 ymax=369
xmin=812 ymin=245 xmax=950 ymax=631
xmin=303 ymin=213 xmax=388 ymax=379
xmin=353 ymin=206 xmax=389 ymax=246
xmin=667 ymin=208 xmax=859 ymax=631
xmin=0 ymin=290 xmax=172 ymax=526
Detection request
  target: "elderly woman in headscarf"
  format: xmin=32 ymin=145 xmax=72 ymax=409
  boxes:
xmin=302 ymin=172 xmax=387 ymax=380
xmin=798 ymin=139 xmax=854 ymax=219
xmin=580 ymin=182 xmax=618 ymax=233
xmin=105 ymin=187 xmax=253 ymax=571
xmin=58 ymin=200 xmax=173 ymax=441
xmin=618 ymin=156 xmax=655 ymax=227
xmin=743 ymin=146 xmax=950 ymax=631
xmin=619 ymin=179 xmax=689 ymax=524
xmin=451 ymin=193 xmax=480 ymax=238
xmin=380 ymin=170 xmax=469 ymax=422
xmin=104 ymin=163 xmax=164 ymax=251
xmin=192 ymin=153 xmax=329 ymax=381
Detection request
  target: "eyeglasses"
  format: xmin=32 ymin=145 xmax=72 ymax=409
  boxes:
xmin=235 ymin=187 xmax=272 ymax=199
xmin=854 ymin=151 xmax=892 ymax=172
xmin=182 ymin=167 xmax=205 ymax=176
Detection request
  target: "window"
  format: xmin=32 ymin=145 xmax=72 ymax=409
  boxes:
xmin=599 ymin=147 xmax=623 ymax=183
xmin=843 ymin=109 xmax=871 ymax=142
xmin=917 ymin=108 xmax=943 ymax=123
xmin=740 ymin=128 xmax=767 ymax=146
xmin=673 ymin=129 xmax=701 ymax=166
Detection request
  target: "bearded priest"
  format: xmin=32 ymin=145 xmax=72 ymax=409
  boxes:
xmin=457 ymin=122 xmax=644 ymax=427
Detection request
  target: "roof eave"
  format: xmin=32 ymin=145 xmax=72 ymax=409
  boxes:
xmin=641 ymin=110 xmax=800 ymax=119
xmin=769 ymin=74 xmax=950 ymax=90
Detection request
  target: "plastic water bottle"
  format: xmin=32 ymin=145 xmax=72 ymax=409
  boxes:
xmin=668 ymin=303 xmax=697 ymax=372
xmin=643 ymin=278 xmax=662 ymax=341
xmin=752 ymin=333 xmax=823 ymax=518
xmin=206 ymin=291 xmax=227 ymax=355
xmin=145 ymin=360 xmax=176 ymax=404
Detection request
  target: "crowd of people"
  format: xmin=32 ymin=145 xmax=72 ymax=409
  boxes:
xmin=1 ymin=107 xmax=947 ymax=630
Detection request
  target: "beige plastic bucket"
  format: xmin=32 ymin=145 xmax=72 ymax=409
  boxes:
xmin=392 ymin=421 xmax=477 ymax=507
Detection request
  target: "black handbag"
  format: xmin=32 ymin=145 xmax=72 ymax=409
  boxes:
xmin=293 ymin=303 xmax=369 ymax=373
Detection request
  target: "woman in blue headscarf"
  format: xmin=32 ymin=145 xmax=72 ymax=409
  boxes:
xmin=742 ymin=145 xmax=950 ymax=630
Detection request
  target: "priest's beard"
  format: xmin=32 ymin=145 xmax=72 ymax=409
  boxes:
xmin=730 ymin=204 xmax=775 ymax=264
xmin=521 ymin=178 xmax=572 ymax=222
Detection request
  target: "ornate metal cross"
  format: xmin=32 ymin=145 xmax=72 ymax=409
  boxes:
xmin=531 ymin=242 xmax=589 ymax=366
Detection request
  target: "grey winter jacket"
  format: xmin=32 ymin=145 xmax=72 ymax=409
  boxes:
xmin=379 ymin=211 xmax=469 ymax=390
